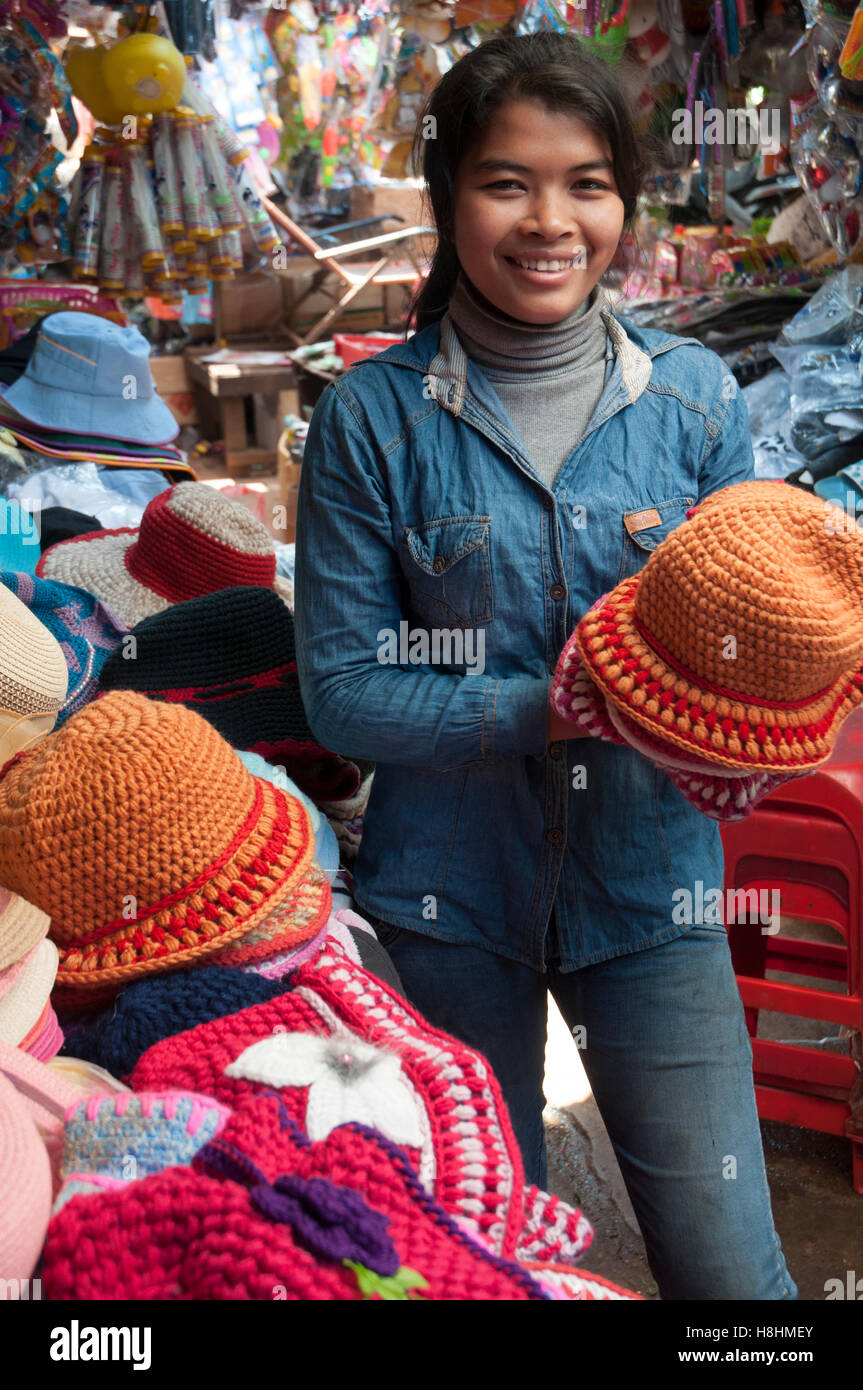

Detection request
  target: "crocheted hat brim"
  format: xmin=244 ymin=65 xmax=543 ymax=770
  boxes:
xmin=54 ymin=778 xmax=316 ymax=990
xmin=0 ymin=890 xmax=50 ymax=972
xmin=37 ymin=529 xmax=170 ymax=629
xmin=37 ymin=529 xmax=293 ymax=630
xmin=576 ymin=574 xmax=863 ymax=772
xmin=0 ymin=937 xmax=58 ymax=1044
xmin=206 ymin=861 xmax=331 ymax=968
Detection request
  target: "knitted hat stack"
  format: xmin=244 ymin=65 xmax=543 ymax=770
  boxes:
xmin=0 ymin=690 xmax=330 ymax=993
xmin=97 ymin=586 xmax=362 ymax=802
xmin=37 ymin=481 xmax=293 ymax=628
xmin=41 ymin=1090 xmax=555 ymax=1301
xmin=551 ymin=480 xmax=863 ymax=816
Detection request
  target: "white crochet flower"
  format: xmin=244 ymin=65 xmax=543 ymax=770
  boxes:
xmin=224 ymin=1031 xmax=425 ymax=1148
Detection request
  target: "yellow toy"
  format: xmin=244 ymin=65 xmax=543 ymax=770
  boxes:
xmin=64 ymin=45 xmax=127 ymax=125
xmin=102 ymin=34 xmax=185 ymax=116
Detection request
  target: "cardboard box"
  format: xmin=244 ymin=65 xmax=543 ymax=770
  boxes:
xmin=150 ymin=354 xmax=197 ymax=427
xmin=214 ymin=270 xmax=285 ymax=340
xmin=349 ymin=182 xmax=436 ymax=262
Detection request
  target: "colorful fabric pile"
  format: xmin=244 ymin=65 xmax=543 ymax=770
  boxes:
xmin=0 ymin=441 xmax=641 ymax=1295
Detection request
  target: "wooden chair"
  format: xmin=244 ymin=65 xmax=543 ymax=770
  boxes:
xmin=262 ymin=196 xmax=436 ymax=346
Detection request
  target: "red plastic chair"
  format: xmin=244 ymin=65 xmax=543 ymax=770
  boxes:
xmin=720 ymin=708 xmax=863 ymax=1194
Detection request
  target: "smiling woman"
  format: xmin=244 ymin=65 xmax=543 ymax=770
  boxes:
xmin=408 ymin=31 xmax=649 ymax=332
xmin=452 ymin=103 xmax=625 ymax=323
xmin=294 ymin=29 xmax=796 ymax=1303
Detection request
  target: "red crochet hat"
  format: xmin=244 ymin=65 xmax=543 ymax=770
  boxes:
xmin=130 ymin=940 xmax=594 ymax=1269
xmin=37 ymin=482 xmax=293 ymax=629
xmin=41 ymin=1091 xmax=552 ymax=1300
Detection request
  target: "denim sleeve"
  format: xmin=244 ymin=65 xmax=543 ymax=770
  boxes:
xmin=292 ymin=382 xmax=550 ymax=770
xmin=697 ymin=374 xmax=756 ymax=502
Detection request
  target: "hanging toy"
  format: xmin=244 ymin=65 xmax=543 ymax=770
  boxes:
xmin=64 ymin=44 xmax=126 ymax=126
xmin=102 ymin=33 xmax=185 ymax=117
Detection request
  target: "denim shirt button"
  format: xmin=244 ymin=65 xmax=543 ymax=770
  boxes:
xmin=542 ymin=494 xmax=554 ymax=510
xmin=549 ymin=584 xmax=566 ymax=600
xmin=549 ymin=741 xmax=564 ymax=759
xmin=546 ymin=827 xmax=564 ymax=845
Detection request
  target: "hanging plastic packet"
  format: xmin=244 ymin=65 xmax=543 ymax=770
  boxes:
xmin=123 ymin=214 xmax=145 ymax=296
xmin=226 ymin=155 xmax=281 ymax=255
xmin=71 ymin=144 xmax=105 ymax=280
xmin=189 ymin=120 xmax=220 ymax=240
xmin=198 ymin=113 xmax=242 ymax=231
xmin=124 ymin=139 xmax=166 ymax=272
xmin=223 ymin=226 xmax=243 ymax=270
xmin=207 ymin=232 xmax=233 ymax=269
xmin=181 ymin=72 xmax=247 ymax=164
xmin=98 ymin=161 xmax=126 ymax=294
xmin=173 ymin=108 xmax=211 ymax=240
xmin=152 ymin=113 xmax=184 ymax=236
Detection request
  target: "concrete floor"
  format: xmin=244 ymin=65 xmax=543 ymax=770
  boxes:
xmin=542 ymin=919 xmax=863 ymax=1301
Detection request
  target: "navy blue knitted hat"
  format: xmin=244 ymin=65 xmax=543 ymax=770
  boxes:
xmin=60 ymin=967 xmax=290 ymax=1080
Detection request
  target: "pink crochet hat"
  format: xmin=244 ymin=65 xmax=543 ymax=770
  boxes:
xmin=0 ymin=937 xmax=58 ymax=1045
xmin=131 ymin=939 xmax=594 ymax=1269
xmin=0 ymin=1070 xmax=51 ymax=1284
xmin=0 ymin=1039 xmax=86 ymax=1284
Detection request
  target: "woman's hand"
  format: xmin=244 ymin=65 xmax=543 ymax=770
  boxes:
xmin=548 ymin=705 xmax=591 ymax=742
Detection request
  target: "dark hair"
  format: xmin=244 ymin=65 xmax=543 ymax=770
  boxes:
xmin=406 ymin=30 xmax=651 ymax=334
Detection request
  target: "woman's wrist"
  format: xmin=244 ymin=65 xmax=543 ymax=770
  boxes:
xmin=548 ymin=707 xmax=590 ymax=741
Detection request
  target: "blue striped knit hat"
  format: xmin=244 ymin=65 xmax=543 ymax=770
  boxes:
xmin=0 ymin=570 xmax=127 ymax=725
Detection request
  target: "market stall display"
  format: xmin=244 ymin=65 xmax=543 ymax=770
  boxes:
xmin=0 ymin=0 xmax=863 ymax=1316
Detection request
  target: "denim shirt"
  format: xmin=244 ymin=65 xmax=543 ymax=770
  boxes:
xmin=293 ymin=301 xmax=756 ymax=970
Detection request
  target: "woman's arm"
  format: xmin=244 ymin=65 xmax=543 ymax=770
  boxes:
xmin=698 ymin=372 xmax=756 ymax=500
xmin=293 ymin=381 xmax=552 ymax=771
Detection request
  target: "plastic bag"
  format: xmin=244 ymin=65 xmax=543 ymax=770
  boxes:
xmin=741 ymin=371 xmax=809 ymax=479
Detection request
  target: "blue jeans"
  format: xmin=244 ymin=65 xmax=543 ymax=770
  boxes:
xmin=367 ymin=913 xmax=797 ymax=1301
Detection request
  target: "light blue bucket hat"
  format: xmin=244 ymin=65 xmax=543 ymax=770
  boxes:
xmin=0 ymin=312 xmax=178 ymax=446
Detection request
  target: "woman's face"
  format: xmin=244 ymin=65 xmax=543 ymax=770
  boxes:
xmin=452 ymin=99 xmax=626 ymax=324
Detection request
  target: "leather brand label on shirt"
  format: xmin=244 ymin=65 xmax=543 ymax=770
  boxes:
xmin=624 ymin=508 xmax=661 ymax=535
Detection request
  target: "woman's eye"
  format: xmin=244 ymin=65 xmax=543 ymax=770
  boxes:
xmin=484 ymin=179 xmax=610 ymax=192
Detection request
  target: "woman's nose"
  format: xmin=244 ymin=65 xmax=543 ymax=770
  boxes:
xmin=519 ymin=193 xmax=578 ymax=242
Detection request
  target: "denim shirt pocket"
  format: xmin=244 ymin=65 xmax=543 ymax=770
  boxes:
xmin=401 ymin=514 xmax=493 ymax=628
xmin=618 ymin=496 xmax=695 ymax=581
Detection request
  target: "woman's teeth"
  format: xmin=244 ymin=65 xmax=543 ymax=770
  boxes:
xmin=508 ymin=257 xmax=575 ymax=272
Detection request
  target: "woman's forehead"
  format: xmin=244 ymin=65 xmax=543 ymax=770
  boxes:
xmin=463 ymin=101 xmax=613 ymax=166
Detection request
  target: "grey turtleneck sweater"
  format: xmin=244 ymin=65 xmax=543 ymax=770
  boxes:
xmin=446 ymin=270 xmax=610 ymax=490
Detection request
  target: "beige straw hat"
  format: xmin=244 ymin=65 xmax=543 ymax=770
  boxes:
xmin=0 ymin=584 xmax=67 ymax=760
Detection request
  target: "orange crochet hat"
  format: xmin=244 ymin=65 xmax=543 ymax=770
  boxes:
xmin=576 ymin=480 xmax=863 ymax=772
xmin=0 ymin=691 xmax=324 ymax=989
